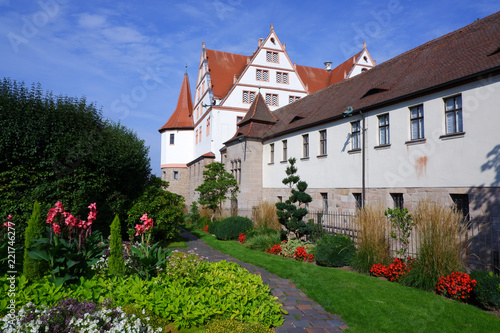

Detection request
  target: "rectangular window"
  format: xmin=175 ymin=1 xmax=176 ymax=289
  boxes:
xmin=270 ymin=143 xmax=274 ymax=163
xmin=266 ymin=51 xmax=279 ymax=63
xmin=321 ymin=193 xmax=328 ymax=213
xmin=173 ymin=171 xmax=179 ymax=180
xmin=277 ymin=196 xmax=283 ymax=203
xmin=276 ymin=72 xmax=288 ymax=84
xmin=410 ymin=105 xmax=424 ymax=140
xmin=445 ymin=95 xmax=463 ymax=134
xmin=319 ymin=130 xmax=327 ymax=155
xmin=256 ymin=69 xmax=269 ymax=82
xmin=302 ymin=134 xmax=309 ymax=158
xmin=450 ymin=194 xmax=470 ymax=221
xmin=282 ymin=140 xmax=287 ymax=161
xmin=351 ymin=121 xmax=361 ymax=150
xmin=289 ymin=96 xmax=300 ymax=104
xmin=169 ymin=133 xmax=175 ymax=145
xmin=352 ymin=193 xmax=362 ymax=209
xmin=266 ymin=93 xmax=278 ymax=106
xmin=391 ymin=193 xmax=404 ymax=209
xmin=242 ymin=91 xmax=256 ymax=104
xmin=206 ymin=117 xmax=210 ymax=136
xmin=378 ymin=114 xmax=390 ymax=145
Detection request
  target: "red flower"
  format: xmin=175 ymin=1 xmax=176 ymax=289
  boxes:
xmin=238 ymin=233 xmax=246 ymax=244
xmin=436 ymin=272 xmax=476 ymax=301
xmin=204 ymin=225 xmax=209 ymax=233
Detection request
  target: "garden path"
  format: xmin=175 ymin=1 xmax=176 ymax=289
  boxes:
xmin=177 ymin=229 xmax=348 ymax=333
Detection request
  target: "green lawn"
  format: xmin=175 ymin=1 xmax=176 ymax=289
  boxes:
xmin=191 ymin=228 xmax=500 ymax=333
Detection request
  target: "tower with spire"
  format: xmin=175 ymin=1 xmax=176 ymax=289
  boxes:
xmin=158 ymin=71 xmax=194 ymax=198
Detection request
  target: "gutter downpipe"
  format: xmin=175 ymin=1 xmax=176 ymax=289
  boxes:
xmin=361 ymin=111 xmax=366 ymax=209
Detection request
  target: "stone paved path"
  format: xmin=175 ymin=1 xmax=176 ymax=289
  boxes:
xmin=177 ymin=230 xmax=348 ymax=333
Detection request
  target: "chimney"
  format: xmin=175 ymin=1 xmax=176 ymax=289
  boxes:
xmin=363 ymin=41 xmax=366 ymax=49
xmin=233 ymin=74 xmax=237 ymax=83
xmin=283 ymin=43 xmax=286 ymax=50
xmin=324 ymin=61 xmax=332 ymax=71
xmin=258 ymin=38 xmax=263 ymax=46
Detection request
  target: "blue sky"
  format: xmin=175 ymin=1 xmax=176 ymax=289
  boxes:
xmin=1 ymin=0 xmax=498 ymax=176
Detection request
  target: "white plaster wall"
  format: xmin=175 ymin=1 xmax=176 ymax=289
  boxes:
xmin=160 ymin=130 xmax=194 ymax=165
xmin=263 ymin=76 xmax=500 ymax=190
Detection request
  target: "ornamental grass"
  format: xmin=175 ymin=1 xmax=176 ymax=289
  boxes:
xmin=402 ymin=199 xmax=468 ymax=291
xmin=351 ymin=204 xmax=391 ymax=273
xmin=253 ymin=201 xmax=281 ymax=231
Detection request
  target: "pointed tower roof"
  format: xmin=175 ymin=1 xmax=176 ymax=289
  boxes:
xmin=226 ymin=93 xmax=276 ymax=143
xmin=158 ymin=73 xmax=194 ymax=133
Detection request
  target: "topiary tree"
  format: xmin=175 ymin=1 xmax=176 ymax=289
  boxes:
xmin=196 ymin=162 xmax=239 ymax=220
xmin=23 ymin=201 xmax=48 ymax=280
xmin=275 ymin=158 xmax=312 ymax=239
xmin=108 ymin=215 xmax=125 ymax=276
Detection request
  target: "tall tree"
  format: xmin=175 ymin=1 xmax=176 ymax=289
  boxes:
xmin=276 ymin=158 xmax=313 ymax=239
xmin=0 ymin=78 xmax=152 ymax=236
xmin=196 ymin=162 xmax=239 ymax=220
xmin=108 ymin=215 xmax=125 ymax=276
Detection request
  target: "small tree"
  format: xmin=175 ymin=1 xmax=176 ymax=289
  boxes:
xmin=276 ymin=158 xmax=312 ymax=239
xmin=108 ymin=215 xmax=125 ymax=276
xmin=196 ymin=162 xmax=239 ymax=220
xmin=385 ymin=207 xmax=414 ymax=259
xmin=23 ymin=201 xmax=47 ymax=280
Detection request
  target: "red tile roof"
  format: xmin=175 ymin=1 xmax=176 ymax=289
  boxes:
xmin=296 ymin=51 xmax=362 ymax=94
xmin=264 ymin=11 xmax=500 ymax=139
xmin=158 ymin=73 xmax=194 ymax=132
xmin=205 ymin=49 xmax=249 ymax=99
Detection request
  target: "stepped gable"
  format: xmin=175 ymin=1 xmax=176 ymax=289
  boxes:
xmin=226 ymin=93 xmax=277 ymax=143
xmin=205 ymin=49 xmax=248 ymax=99
xmin=158 ymin=73 xmax=194 ymax=132
xmin=264 ymin=11 xmax=500 ymax=139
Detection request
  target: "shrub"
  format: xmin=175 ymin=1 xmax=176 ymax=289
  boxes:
xmin=163 ymin=249 xmax=206 ymax=286
xmin=245 ymin=233 xmax=281 ymax=252
xmin=23 ymin=201 xmax=48 ymax=281
xmin=1 ymin=261 xmax=285 ymax=329
xmin=108 ymin=215 xmax=125 ymax=276
xmin=402 ymin=200 xmax=468 ymax=291
xmin=189 ymin=201 xmax=202 ymax=227
xmin=351 ymin=205 xmax=391 ymax=273
xmin=436 ymin=272 xmax=476 ymax=302
xmin=126 ymin=177 xmax=185 ymax=242
xmin=207 ymin=220 xmax=220 ymax=234
xmin=205 ymin=318 xmax=273 ymax=333
xmin=470 ymin=270 xmax=500 ymax=309
xmin=314 ymin=234 xmax=356 ymax=267
xmin=213 ymin=216 xmax=253 ymax=241
xmin=253 ymin=201 xmax=281 ymax=231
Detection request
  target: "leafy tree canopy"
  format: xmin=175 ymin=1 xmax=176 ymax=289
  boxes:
xmin=195 ymin=162 xmax=239 ymax=219
xmin=0 ymin=78 xmax=152 ymax=235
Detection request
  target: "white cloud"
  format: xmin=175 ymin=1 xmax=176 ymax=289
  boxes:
xmin=101 ymin=26 xmax=148 ymax=44
xmin=78 ymin=13 xmax=107 ymax=29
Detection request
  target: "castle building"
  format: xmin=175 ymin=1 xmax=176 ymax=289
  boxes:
xmin=159 ymin=25 xmax=374 ymax=205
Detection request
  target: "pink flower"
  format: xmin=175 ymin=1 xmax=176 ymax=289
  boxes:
xmin=3 ymin=222 xmax=13 ymax=228
xmin=55 ymin=201 xmax=64 ymax=213
xmin=7 ymin=215 xmax=13 ymax=221
xmin=47 ymin=208 xmax=57 ymax=224
xmin=87 ymin=203 xmax=97 ymax=225
xmin=135 ymin=224 xmax=144 ymax=236
xmin=52 ymin=223 xmax=61 ymax=235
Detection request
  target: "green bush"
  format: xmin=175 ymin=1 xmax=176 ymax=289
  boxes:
xmin=313 ymin=234 xmax=356 ymax=267
xmin=205 ymin=317 xmax=273 ymax=333
xmin=23 ymin=201 xmax=48 ymax=281
xmin=108 ymin=215 xmax=125 ymax=276
xmin=207 ymin=219 xmax=220 ymax=234
xmin=213 ymin=216 xmax=253 ymax=241
xmin=470 ymin=270 xmax=500 ymax=310
xmin=126 ymin=177 xmax=185 ymax=241
xmin=1 ymin=260 xmax=285 ymax=329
